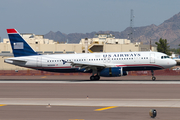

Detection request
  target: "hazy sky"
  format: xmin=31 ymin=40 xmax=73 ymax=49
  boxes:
xmin=0 ymin=0 xmax=180 ymax=40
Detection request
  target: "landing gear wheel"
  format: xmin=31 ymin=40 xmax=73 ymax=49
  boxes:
xmin=90 ymin=76 xmax=95 ymax=80
xmin=94 ymin=75 xmax=100 ymax=80
xmin=151 ymin=70 xmax=156 ymax=81
xmin=152 ymin=76 xmax=156 ymax=81
xmin=90 ymin=75 xmax=100 ymax=80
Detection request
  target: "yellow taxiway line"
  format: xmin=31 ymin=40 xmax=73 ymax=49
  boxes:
xmin=0 ymin=104 xmax=6 ymax=107
xmin=41 ymin=76 xmax=46 ymax=78
xmin=69 ymin=119 xmax=84 ymax=120
xmin=94 ymin=106 xmax=118 ymax=111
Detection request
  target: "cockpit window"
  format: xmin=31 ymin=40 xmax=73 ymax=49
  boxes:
xmin=161 ymin=56 xmax=170 ymax=59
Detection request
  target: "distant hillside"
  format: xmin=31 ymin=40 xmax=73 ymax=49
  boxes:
xmin=44 ymin=12 xmax=180 ymax=48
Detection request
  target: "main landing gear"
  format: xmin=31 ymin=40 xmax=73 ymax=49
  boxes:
xmin=90 ymin=68 xmax=100 ymax=80
xmin=151 ymin=70 xmax=156 ymax=81
xmin=90 ymin=75 xmax=100 ymax=81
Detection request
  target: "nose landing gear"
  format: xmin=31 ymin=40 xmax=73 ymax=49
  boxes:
xmin=151 ymin=70 xmax=156 ymax=81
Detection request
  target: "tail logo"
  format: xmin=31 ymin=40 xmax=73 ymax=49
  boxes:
xmin=14 ymin=42 xmax=24 ymax=49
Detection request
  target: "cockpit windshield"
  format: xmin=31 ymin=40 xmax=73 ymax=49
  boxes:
xmin=161 ymin=56 xmax=170 ymax=59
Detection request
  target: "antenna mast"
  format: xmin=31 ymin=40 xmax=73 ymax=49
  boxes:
xmin=129 ymin=9 xmax=134 ymax=41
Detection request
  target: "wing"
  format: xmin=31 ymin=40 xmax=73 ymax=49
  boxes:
xmin=71 ymin=62 xmax=106 ymax=67
xmin=63 ymin=60 xmax=118 ymax=71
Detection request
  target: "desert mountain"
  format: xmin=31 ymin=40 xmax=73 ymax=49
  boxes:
xmin=44 ymin=12 xmax=180 ymax=48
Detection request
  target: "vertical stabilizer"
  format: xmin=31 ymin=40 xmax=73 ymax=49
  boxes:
xmin=7 ymin=29 xmax=38 ymax=57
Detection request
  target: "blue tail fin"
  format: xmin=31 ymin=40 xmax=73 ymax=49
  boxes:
xmin=7 ymin=29 xmax=39 ymax=57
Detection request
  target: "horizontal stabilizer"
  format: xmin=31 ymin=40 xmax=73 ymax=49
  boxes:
xmin=4 ymin=58 xmax=27 ymax=64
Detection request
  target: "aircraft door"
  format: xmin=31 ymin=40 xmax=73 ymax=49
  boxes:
xmin=36 ymin=56 xmax=42 ymax=67
xmin=150 ymin=53 xmax=155 ymax=63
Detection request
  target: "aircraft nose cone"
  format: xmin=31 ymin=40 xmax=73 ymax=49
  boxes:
xmin=171 ymin=60 xmax=177 ymax=66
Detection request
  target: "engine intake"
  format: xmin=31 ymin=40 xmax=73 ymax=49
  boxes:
xmin=100 ymin=67 xmax=128 ymax=77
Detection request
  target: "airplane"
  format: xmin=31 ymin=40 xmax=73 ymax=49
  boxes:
xmin=4 ymin=29 xmax=177 ymax=81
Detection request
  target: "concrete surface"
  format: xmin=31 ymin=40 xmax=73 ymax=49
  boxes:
xmin=0 ymin=76 xmax=180 ymax=120
xmin=1 ymin=106 xmax=180 ymax=120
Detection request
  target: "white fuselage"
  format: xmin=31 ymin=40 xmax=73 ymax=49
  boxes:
xmin=5 ymin=51 xmax=176 ymax=73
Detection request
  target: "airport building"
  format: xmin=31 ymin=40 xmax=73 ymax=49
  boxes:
xmin=0 ymin=33 xmax=157 ymax=70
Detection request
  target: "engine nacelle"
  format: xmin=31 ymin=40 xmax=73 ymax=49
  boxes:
xmin=100 ymin=67 xmax=128 ymax=77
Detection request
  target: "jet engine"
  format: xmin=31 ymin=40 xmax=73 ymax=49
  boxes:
xmin=100 ymin=67 xmax=128 ymax=77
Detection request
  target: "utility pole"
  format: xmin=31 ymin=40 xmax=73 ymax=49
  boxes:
xmin=150 ymin=39 xmax=152 ymax=51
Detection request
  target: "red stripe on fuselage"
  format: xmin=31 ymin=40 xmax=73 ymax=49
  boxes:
xmin=7 ymin=29 xmax=17 ymax=34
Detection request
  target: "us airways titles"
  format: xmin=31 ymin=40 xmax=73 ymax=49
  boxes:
xmin=103 ymin=53 xmax=141 ymax=58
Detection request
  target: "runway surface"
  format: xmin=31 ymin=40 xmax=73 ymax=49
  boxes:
xmin=0 ymin=75 xmax=180 ymax=120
